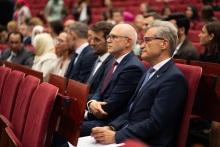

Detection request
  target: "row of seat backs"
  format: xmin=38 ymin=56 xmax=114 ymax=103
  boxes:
xmin=0 ymin=67 xmax=59 ymax=147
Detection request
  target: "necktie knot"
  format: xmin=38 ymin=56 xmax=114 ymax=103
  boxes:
xmin=148 ymin=67 xmax=155 ymax=74
xmin=113 ymin=61 xmax=118 ymax=66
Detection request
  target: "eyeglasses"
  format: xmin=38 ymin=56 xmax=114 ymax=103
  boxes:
xmin=90 ymin=37 xmax=101 ymax=43
xmin=8 ymin=41 xmax=20 ymax=45
xmin=141 ymin=37 xmax=164 ymax=45
xmin=57 ymin=38 xmax=66 ymax=43
xmin=106 ymin=35 xmax=129 ymax=41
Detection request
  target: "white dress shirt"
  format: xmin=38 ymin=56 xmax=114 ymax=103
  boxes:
xmin=7 ymin=51 xmax=17 ymax=62
xmin=172 ymin=42 xmax=183 ymax=57
xmin=74 ymin=42 xmax=89 ymax=64
xmin=93 ymin=53 xmax=110 ymax=75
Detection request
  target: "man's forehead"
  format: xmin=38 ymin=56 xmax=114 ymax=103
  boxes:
xmin=145 ymin=27 xmax=157 ymax=37
xmin=9 ymin=34 xmax=21 ymax=40
xmin=143 ymin=16 xmax=154 ymax=24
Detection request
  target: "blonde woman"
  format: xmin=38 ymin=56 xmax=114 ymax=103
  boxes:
xmin=32 ymin=33 xmax=57 ymax=82
xmin=54 ymin=31 xmax=74 ymax=77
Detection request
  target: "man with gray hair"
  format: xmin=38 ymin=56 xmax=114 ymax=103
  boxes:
xmin=19 ymin=24 xmax=31 ymax=45
xmin=65 ymin=21 xmax=97 ymax=83
xmin=91 ymin=20 xmax=188 ymax=146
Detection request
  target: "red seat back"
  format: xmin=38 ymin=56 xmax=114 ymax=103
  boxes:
xmin=191 ymin=42 xmax=204 ymax=54
xmin=0 ymin=71 xmax=24 ymax=121
xmin=194 ymin=22 xmax=204 ymax=30
xmin=187 ymin=30 xmax=200 ymax=42
xmin=142 ymin=60 xmax=150 ymax=70
xmin=25 ymin=45 xmax=35 ymax=53
xmin=48 ymin=73 xmax=67 ymax=95
xmin=123 ymin=139 xmax=151 ymax=147
xmin=0 ymin=43 xmax=8 ymax=55
xmin=0 ymin=60 xmax=2 ymax=66
xmin=11 ymin=75 xmax=40 ymax=141
xmin=175 ymin=63 xmax=202 ymax=147
xmin=0 ymin=67 xmax=11 ymax=103
xmin=173 ymin=59 xmax=187 ymax=64
xmin=21 ymin=82 xmax=58 ymax=147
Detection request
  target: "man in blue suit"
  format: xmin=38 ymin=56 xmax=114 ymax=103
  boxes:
xmin=65 ymin=22 xmax=97 ymax=83
xmin=85 ymin=21 xmax=115 ymax=101
xmin=19 ymin=24 xmax=32 ymax=45
xmin=81 ymin=24 xmax=147 ymax=137
xmin=91 ymin=20 xmax=188 ymax=147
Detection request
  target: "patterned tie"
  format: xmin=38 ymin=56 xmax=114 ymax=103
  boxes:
xmin=10 ymin=55 xmax=16 ymax=62
xmin=101 ymin=60 xmax=118 ymax=94
xmin=86 ymin=58 xmax=101 ymax=85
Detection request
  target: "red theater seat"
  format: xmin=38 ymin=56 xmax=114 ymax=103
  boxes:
xmin=187 ymin=30 xmax=200 ymax=42
xmin=0 ymin=43 xmax=8 ymax=54
xmin=194 ymin=22 xmax=204 ymax=30
xmin=175 ymin=64 xmax=202 ymax=147
xmin=142 ymin=60 xmax=150 ymax=70
xmin=25 ymin=45 xmax=35 ymax=53
xmin=123 ymin=139 xmax=150 ymax=147
xmin=192 ymin=42 xmax=204 ymax=54
xmin=0 ymin=67 xmax=11 ymax=103
xmin=214 ymin=12 xmax=220 ymax=21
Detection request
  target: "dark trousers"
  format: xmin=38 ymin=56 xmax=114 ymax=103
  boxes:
xmin=51 ymin=131 xmax=69 ymax=147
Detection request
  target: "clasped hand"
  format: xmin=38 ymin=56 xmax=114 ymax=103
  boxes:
xmin=89 ymin=101 xmax=108 ymax=119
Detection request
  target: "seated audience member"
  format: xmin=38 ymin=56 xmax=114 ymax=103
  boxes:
xmin=7 ymin=21 xmax=18 ymax=32
xmin=52 ymin=23 xmax=147 ymax=147
xmin=112 ymin=9 xmax=124 ymax=25
xmin=140 ymin=3 xmax=155 ymax=15
xmin=54 ymin=31 xmax=74 ymax=77
xmin=198 ymin=21 xmax=220 ymax=63
xmin=201 ymin=5 xmax=219 ymax=22
xmin=44 ymin=0 xmax=64 ymax=22
xmin=65 ymin=22 xmax=97 ymax=83
xmin=28 ymin=17 xmax=44 ymax=30
xmin=0 ymin=27 xmax=9 ymax=43
xmin=19 ymin=24 xmax=31 ymax=45
xmin=32 ymin=33 xmax=57 ymax=82
xmin=166 ymin=13 xmax=199 ymax=61
xmin=91 ymin=20 xmax=188 ymax=146
xmin=203 ymin=0 xmax=220 ymax=11
xmin=134 ymin=14 xmax=144 ymax=41
xmin=63 ymin=19 xmax=75 ymax=31
xmin=161 ymin=6 xmax=172 ymax=17
xmin=142 ymin=12 xmax=161 ymax=32
xmin=31 ymin=26 xmax=44 ymax=46
xmin=1 ymin=31 xmax=34 ymax=67
xmin=185 ymin=5 xmax=200 ymax=23
xmin=85 ymin=21 xmax=114 ymax=100
xmin=48 ymin=20 xmax=64 ymax=44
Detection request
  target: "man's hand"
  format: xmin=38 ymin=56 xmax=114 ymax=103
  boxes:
xmin=91 ymin=127 xmax=116 ymax=144
xmin=89 ymin=101 xmax=108 ymax=119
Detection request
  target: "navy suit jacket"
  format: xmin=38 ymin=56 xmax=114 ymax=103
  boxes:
xmin=87 ymin=51 xmax=147 ymax=125
xmin=23 ymin=36 xmax=32 ymax=45
xmin=109 ymin=59 xmax=188 ymax=147
xmin=86 ymin=54 xmax=115 ymax=101
xmin=65 ymin=45 xmax=97 ymax=83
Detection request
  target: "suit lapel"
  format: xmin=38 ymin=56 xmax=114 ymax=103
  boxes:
xmin=13 ymin=46 xmax=25 ymax=63
xmin=101 ymin=51 xmax=135 ymax=94
xmin=129 ymin=59 xmax=174 ymax=114
xmin=174 ymin=38 xmax=187 ymax=57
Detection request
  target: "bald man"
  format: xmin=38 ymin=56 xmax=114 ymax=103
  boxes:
xmin=63 ymin=19 xmax=75 ymax=31
xmin=79 ymin=24 xmax=147 ymax=137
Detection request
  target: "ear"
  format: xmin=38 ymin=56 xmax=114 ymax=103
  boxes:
xmin=125 ymin=38 xmax=132 ymax=48
xmin=179 ymin=27 xmax=185 ymax=35
xmin=70 ymin=31 xmax=76 ymax=39
xmin=161 ymin=39 xmax=169 ymax=51
xmin=209 ymin=33 xmax=214 ymax=41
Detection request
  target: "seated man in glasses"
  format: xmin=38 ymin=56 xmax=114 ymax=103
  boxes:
xmin=1 ymin=31 xmax=35 ymax=68
xmin=52 ymin=23 xmax=147 ymax=147
xmin=91 ymin=20 xmax=188 ymax=146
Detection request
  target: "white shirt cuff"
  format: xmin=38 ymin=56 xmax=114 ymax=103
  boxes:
xmin=84 ymin=111 xmax=89 ymax=120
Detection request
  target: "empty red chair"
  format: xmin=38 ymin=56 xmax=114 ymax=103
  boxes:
xmin=175 ymin=63 xmax=202 ymax=147
xmin=142 ymin=60 xmax=150 ymax=70
xmin=187 ymin=30 xmax=200 ymax=42
xmin=176 ymin=4 xmax=187 ymax=13
xmin=6 ymin=82 xmax=58 ymax=147
xmin=0 ymin=75 xmax=40 ymax=146
xmin=123 ymin=139 xmax=150 ymax=147
xmin=192 ymin=42 xmax=204 ymax=54
xmin=194 ymin=22 xmax=204 ymax=30
xmin=0 ymin=70 xmax=24 ymax=121
xmin=0 ymin=67 xmax=11 ymax=103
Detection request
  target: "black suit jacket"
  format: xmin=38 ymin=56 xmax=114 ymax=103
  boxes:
xmin=109 ymin=59 xmax=188 ymax=147
xmin=87 ymin=51 xmax=147 ymax=124
xmin=1 ymin=46 xmax=35 ymax=68
xmin=173 ymin=38 xmax=199 ymax=61
xmin=86 ymin=54 xmax=115 ymax=101
xmin=23 ymin=36 xmax=32 ymax=45
xmin=65 ymin=45 xmax=97 ymax=83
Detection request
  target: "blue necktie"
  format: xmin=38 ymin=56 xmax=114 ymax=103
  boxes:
xmin=123 ymin=67 xmax=155 ymax=130
xmin=86 ymin=58 xmax=101 ymax=85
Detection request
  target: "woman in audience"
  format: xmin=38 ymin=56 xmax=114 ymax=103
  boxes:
xmin=201 ymin=5 xmax=218 ymax=22
xmin=198 ymin=21 xmax=220 ymax=63
xmin=185 ymin=5 xmax=200 ymax=23
xmin=31 ymin=25 xmax=44 ymax=46
xmin=48 ymin=20 xmax=64 ymax=44
xmin=161 ymin=6 xmax=172 ymax=16
xmin=32 ymin=33 xmax=57 ymax=82
xmin=54 ymin=31 xmax=74 ymax=77
xmin=73 ymin=0 xmax=91 ymax=24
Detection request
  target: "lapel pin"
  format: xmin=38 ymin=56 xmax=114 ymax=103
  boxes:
xmin=157 ymin=75 xmax=159 ymax=77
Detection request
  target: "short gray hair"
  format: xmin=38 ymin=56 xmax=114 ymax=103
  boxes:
xmin=69 ymin=21 xmax=88 ymax=39
xmin=146 ymin=20 xmax=178 ymax=56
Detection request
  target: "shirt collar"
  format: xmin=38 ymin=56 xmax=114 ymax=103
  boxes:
xmin=99 ymin=52 xmax=110 ymax=62
xmin=11 ymin=51 xmax=17 ymax=56
xmin=75 ymin=42 xmax=89 ymax=55
xmin=152 ymin=58 xmax=171 ymax=71
xmin=115 ymin=51 xmax=130 ymax=64
xmin=23 ymin=36 xmax=28 ymax=41
xmin=176 ymin=41 xmax=183 ymax=51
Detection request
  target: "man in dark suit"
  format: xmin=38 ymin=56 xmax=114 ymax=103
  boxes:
xmin=1 ymin=31 xmax=34 ymax=68
xmin=81 ymin=23 xmax=147 ymax=137
xmin=19 ymin=24 xmax=31 ymax=45
xmin=91 ymin=20 xmax=188 ymax=147
xmin=166 ymin=13 xmax=199 ymax=62
xmin=65 ymin=22 xmax=97 ymax=83
xmin=85 ymin=21 xmax=115 ymax=101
